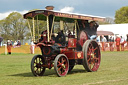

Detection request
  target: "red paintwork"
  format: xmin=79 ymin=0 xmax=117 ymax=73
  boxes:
xmin=43 ymin=47 xmax=51 ymax=55
xmin=68 ymin=35 xmax=75 ymax=38
xmin=60 ymin=48 xmax=83 ymax=60
xmin=68 ymin=38 xmax=77 ymax=48
xmin=60 ymin=48 xmax=74 ymax=59
xmin=74 ymin=51 xmax=83 ymax=59
xmin=36 ymin=42 xmax=53 ymax=48
xmin=78 ymin=31 xmax=88 ymax=46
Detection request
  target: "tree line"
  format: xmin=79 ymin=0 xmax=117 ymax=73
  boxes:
xmin=0 ymin=12 xmax=46 ymax=42
xmin=0 ymin=12 xmax=28 ymax=41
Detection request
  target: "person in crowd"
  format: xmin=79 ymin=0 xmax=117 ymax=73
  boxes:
xmin=96 ymin=35 xmax=100 ymax=42
xmin=30 ymin=40 xmax=35 ymax=54
xmin=13 ymin=41 xmax=18 ymax=48
xmin=115 ymin=35 xmax=121 ymax=51
xmin=0 ymin=41 xmax=2 ymax=48
xmin=17 ymin=40 xmax=21 ymax=47
xmin=96 ymin=35 xmax=102 ymax=48
xmin=0 ymin=42 xmax=1 ymax=48
xmin=0 ymin=37 xmax=3 ymax=48
xmin=11 ymin=40 xmax=14 ymax=45
xmin=120 ymin=36 xmax=125 ymax=51
xmin=127 ymin=34 xmax=128 ymax=49
xmin=7 ymin=40 xmax=12 ymax=54
xmin=101 ymin=35 xmax=107 ymax=51
xmin=109 ymin=35 xmax=114 ymax=51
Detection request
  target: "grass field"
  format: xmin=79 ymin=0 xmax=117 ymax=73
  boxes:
xmin=0 ymin=51 xmax=128 ymax=85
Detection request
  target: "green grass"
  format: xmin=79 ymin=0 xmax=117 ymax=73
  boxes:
xmin=0 ymin=52 xmax=128 ymax=85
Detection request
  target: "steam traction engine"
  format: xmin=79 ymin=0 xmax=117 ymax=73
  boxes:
xmin=23 ymin=9 xmax=103 ymax=77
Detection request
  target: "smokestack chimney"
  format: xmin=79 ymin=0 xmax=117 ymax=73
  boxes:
xmin=45 ymin=6 xmax=54 ymax=10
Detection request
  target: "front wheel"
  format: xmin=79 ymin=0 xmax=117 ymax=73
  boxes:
xmin=31 ymin=55 xmax=46 ymax=76
xmin=54 ymin=54 xmax=69 ymax=77
xmin=82 ymin=40 xmax=101 ymax=72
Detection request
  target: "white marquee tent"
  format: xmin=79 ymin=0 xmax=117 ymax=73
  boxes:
xmin=97 ymin=24 xmax=128 ymax=39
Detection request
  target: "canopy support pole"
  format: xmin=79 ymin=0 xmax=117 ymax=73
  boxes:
xmin=50 ymin=16 xmax=55 ymax=40
xmin=37 ymin=15 xmax=39 ymax=41
xmin=47 ymin=16 xmax=50 ymax=42
xmin=32 ymin=18 xmax=35 ymax=42
xmin=75 ymin=20 xmax=77 ymax=38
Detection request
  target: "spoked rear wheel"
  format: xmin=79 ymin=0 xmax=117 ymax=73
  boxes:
xmin=83 ymin=40 xmax=101 ymax=72
xmin=54 ymin=54 xmax=69 ymax=77
xmin=31 ymin=55 xmax=46 ymax=76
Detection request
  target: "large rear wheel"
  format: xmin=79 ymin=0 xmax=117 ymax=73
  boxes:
xmin=54 ymin=54 xmax=69 ymax=77
xmin=31 ymin=55 xmax=46 ymax=76
xmin=82 ymin=40 xmax=101 ymax=72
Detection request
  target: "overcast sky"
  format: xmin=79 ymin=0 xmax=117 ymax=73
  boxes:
xmin=0 ymin=0 xmax=128 ymax=20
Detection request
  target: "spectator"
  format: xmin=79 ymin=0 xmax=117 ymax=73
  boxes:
xmin=109 ymin=36 xmax=114 ymax=51
xmin=0 ymin=37 xmax=3 ymax=48
xmin=7 ymin=40 xmax=12 ymax=54
xmin=11 ymin=40 xmax=14 ymax=45
xmin=17 ymin=40 xmax=21 ymax=47
xmin=30 ymin=40 xmax=35 ymax=54
xmin=101 ymin=35 xmax=107 ymax=51
xmin=115 ymin=35 xmax=121 ymax=51
xmin=13 ymin=41 xmax=17 ymax=48
xmin=120 ymin=36 xmax=125 ymax=51
xmin=96 ymin=35 xmax=102 ymax=47
xmin=127 ymin=34 xmax=128 ymax=49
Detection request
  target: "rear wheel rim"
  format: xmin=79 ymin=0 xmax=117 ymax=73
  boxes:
xmin=87 ymin=42 xmax=100 ymax=71
xmin=83 ymin=40 xmax=101 ymax=72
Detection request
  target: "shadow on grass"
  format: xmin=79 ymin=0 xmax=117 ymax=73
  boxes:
xmin=69 ymin=69 xmax=87 ymax=74
xmin=9 ymin=69 xmax=56 ymax=77
xmin=9 ymin=72 xmax=33 ymax=77
xmin=9 ymin=68 xmax=87 ymax=77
